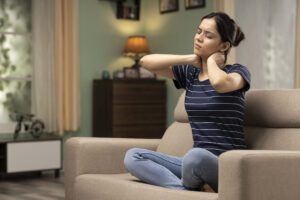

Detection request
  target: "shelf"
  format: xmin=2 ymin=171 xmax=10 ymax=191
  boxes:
xmin=0 ymin=132 xmax=60 ymax=144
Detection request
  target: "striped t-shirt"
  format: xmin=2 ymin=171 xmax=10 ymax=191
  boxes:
xmin=172 ymin=64 xmax=251 ymax=156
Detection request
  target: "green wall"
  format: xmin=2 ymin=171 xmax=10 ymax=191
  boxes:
xmin=143 ymin=0 xmax=213 ymax=127
xmin=77 ymin=0 xmax=213 ymax=137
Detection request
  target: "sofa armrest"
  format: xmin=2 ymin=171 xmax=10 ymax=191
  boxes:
xmin=218 ymin=150 xmax=300 ymax=200
xmin=64 ymin=137 xmax=160 ymax=200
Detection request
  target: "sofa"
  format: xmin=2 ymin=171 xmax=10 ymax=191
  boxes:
xmin=65 ymin=89 xmax=300 ymax=200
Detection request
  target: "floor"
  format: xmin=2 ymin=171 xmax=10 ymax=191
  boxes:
xmin=0 ymin=171 xmax=64 ymax=200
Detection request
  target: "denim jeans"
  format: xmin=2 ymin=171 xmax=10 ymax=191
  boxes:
xmin=124 ymin=147 xmax=219 ymax=192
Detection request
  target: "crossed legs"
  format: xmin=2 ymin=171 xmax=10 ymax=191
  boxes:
xmin=124 ymin=147 xmax=219 ymax=192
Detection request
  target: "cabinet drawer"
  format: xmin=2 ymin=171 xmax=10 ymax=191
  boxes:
xmin=93 ymin=79 xmax=166 ymax=138
xmin=7 ymin=141 xmax=61 ymax=173
xmin=113 ymin=105 xmax=166 ymax=125
xmin=113 ymin=83 xmax=166 ymax=104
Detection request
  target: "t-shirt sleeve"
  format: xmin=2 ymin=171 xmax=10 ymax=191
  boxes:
xmin=228 ymin=64 xmax=251 ymax=92
xmin=172 ymin=64 xmax=197 ymax=89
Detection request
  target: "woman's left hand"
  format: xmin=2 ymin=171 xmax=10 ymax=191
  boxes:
xmin=207 ymin=52 xmax=225 ymax=69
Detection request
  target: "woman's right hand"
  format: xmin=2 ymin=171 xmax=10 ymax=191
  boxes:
xmin=189 ymin=54 xmax=202 ymax=68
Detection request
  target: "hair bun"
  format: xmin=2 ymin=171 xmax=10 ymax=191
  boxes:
xmin=233 ymin=25 xmax=245 ymax=46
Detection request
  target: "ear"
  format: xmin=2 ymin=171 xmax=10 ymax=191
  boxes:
xmin=220 ymin=41 xmax=231 ymax=53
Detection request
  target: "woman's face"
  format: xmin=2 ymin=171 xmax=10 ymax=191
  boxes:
xmin=193 ymin=18 xmax=227 ymax=59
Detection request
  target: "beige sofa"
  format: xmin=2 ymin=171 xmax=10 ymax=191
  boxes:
xmin=65 ymin=89 xmax=300 ymax=200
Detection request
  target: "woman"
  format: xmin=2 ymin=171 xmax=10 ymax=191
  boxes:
xmin=124 ymin=12 xmax=251 ymax=193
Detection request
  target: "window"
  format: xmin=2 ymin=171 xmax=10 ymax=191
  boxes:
xmin=0 ymin=0 xmax=32 ymax=132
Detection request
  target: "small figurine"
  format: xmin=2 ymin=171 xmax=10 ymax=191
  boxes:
xmin=102 ymin=70 xmax=111 ymax=79
xmin=13 ymin=113 xmax=45 ymax=139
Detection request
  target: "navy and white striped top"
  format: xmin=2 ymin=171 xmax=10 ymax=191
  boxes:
xmin=172 ymin=64 xmax=251 ymax=156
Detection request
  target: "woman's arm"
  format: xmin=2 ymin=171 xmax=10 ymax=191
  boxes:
xmin=207 ymin=53 xmax=246 ymax=93
xmin=140 ymin=54 xmax=199 ymax=79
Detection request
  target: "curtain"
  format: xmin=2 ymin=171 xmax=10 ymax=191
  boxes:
xmin=54 ymin=0 xmax=80 ymax=135
xmin=234 ymin=0 xmax=296 ymax=89
xmin=32 ymin=0 xmax=57 ymax=132
xmin=295 ymin=0 xmax=300 ymax=88
xmin=32 ymin=0 xmax=80 ymax=136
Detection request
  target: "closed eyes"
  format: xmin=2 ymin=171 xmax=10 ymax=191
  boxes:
xmin=197 ymin=28 xmax=214 ymax=39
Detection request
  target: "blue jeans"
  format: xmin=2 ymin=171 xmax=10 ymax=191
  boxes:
xmin=124 ymin=148 xmax=219 ymax=192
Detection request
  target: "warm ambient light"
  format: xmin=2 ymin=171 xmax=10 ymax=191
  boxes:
xmin=124 ymin=36 xmax=149 ymax=67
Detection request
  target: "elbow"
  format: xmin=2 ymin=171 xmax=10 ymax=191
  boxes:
xmin=139 ymin=54 xmax=156 ymax=73
xmin=211 ymin=78 xmax=228 ymax=93
xmin=139 ymin=56 xmax=146 ymax=68
xmin=139 ymin=55 xmax=150 ymax=70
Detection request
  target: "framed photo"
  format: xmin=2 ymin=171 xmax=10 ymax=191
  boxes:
xmin=159 ymin=0 xmax=179 ymax=14
xmin=185 ymin=0 xmax=205 ymax=9
xmin=113 ymin=70 xmax=125 ymax=79
xmin=116 ymin=0 xmax=140 ymax=20
xmin=123 ymin=67 xmax=140 ymax=79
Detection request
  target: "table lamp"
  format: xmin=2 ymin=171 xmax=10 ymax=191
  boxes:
xmin=124 ymin=35 xmax=149 ymax=68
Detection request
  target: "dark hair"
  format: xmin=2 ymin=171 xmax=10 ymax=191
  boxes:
xmin=201 ymin=12 xmax=245 ymax=62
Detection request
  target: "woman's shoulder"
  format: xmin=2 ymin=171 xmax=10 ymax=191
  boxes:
xmin=173 ymin=64 xmax=200 ymax=72
xmin=224 ymin=63 xmax=251 ymax=92
xmin=186 ymin=64 xmax=201 ymax=72
xmin=224 ymin=63 xmax=250 ymax=75
xmin=224 ymin=63 xmax=247 ymax=70
xmin=177 ymin=64 xmax=201 ymax=77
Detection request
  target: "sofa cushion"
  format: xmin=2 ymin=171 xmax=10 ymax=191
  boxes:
xmin=245 ymin=89 xmax=300 ymax=127
xmin=75 ymin=173 xmax=218 ymax=200
xmin=174 ymin=91 xmax=189 ymax=123
xmin=156 ymin=122 xmax=193 ymax=156
xmin=156 ymin=91 xmax=193 ymax=157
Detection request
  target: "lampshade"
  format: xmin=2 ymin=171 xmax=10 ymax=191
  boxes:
xmin=124 ymin=36 xmax=149 ymax=56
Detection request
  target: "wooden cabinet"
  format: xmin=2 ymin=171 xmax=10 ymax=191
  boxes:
xmin=93 ymin=79 xmax=166 ymax=138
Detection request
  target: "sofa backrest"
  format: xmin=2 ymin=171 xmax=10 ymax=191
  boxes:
xmin=244 ymin=89 xmax=300 ymax=150
xmin=156 ymin=89 xmax=300 ymax=156
xmin=156 ymin=92 xmax=192 ymax=156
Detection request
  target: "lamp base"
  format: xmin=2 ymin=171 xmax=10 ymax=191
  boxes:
xmin=131 ymin=58 xmax=140 ymax=68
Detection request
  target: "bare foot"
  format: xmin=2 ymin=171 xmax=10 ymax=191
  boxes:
xmin=202 ymin=184 xmax=216 ymax=193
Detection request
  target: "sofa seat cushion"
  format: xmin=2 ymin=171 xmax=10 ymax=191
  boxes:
xmin=75 ymin=173 xmax=218 ymax=200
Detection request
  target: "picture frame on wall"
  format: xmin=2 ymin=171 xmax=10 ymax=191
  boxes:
xmin=159 ymin=0 xmax=179 ymax=14
xmin=116 ymin=0 xmax=140 ymax=20
xmin=185 ymin=0 xmax=205 ymax=9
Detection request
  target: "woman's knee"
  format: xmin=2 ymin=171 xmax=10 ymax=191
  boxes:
xmin=182 ymin=148 xmax=214 ymax=170
xmin=124 ymin=148 xmax=143 ymax=171
xmin=182 ymin=148 xmax=219 ymax=191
